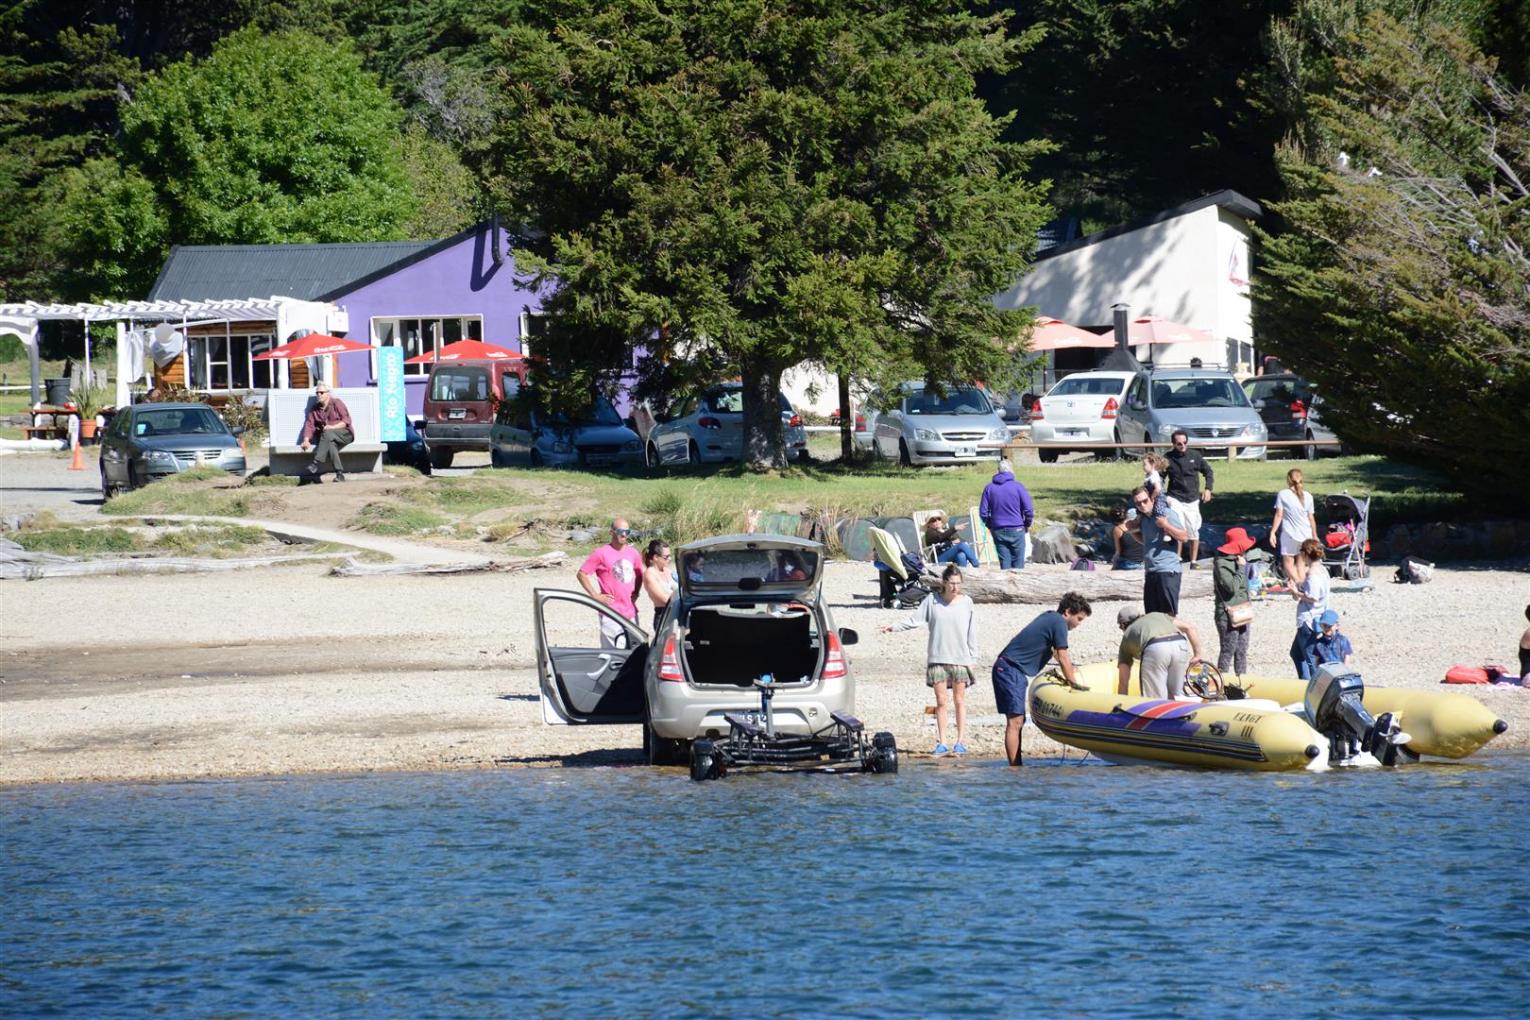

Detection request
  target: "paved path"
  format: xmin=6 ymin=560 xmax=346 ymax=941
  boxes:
xmin=139 ymin=514 xmax=494 ymax=565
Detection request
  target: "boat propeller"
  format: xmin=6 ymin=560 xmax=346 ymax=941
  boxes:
xmin=1304 ymin=664 xmax=1414 ymax=767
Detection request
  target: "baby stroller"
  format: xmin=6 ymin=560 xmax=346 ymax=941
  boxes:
xmin=870 ymin=526 xmax=936 ymax=608
xmin=1322 ymin=493 xmax=1371 ymax=579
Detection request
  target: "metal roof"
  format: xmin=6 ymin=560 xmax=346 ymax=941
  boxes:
xmin=0 ymin=298 xmax=331 ymax=321
xmin=147 ymin=241 xmax=435 ymax=302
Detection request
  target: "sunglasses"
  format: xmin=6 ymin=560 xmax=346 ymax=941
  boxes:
xmin=613 ymin=528 xmax=633 ymax=537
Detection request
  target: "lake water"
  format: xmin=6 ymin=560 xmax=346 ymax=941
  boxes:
xmin=4 ymin=755 xmax=1528 ymax=1018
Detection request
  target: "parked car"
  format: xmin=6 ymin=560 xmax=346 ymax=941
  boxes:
xmin=99 ymin=402 xmax=246 ymax=498
xmin=1114 ymin=369 xmax=1268 ymax=459
xmin=866 ymin=383 xmax=1009 ymax=466
xmin=534 ymin=534 xmax=858 ymax=765
xmin=645 ymin=383 xmax=809 ymax=467
xmin=1242 ymin=373 xmax=1338 ymax=460
xmin=1027 ymin=371 xmax=1137 ymax=462
xmin=489 ymin=389 xmax=643 ymax=469
xmin=421 ymin=358 xmax=529 ymax=468
xmin=384 ymin=417 xmax=432 ymax=475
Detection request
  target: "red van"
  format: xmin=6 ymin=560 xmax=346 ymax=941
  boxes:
xmin=422 ymin=359 xmax=529 ymax=468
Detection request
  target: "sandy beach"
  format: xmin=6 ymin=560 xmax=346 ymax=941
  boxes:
xmin=3 ymin=550 xmax=1526 ymax=784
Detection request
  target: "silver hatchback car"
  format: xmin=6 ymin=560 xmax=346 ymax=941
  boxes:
xmin=1115 ymin=369 xmax=1268 ymax=459
xmin=868 ymin=383 xmax=1010 ymax=466
xmin=645 ymin=384 xmax=809 ymax=466
xmin=534 ymin=535 xmax=857 ymax=766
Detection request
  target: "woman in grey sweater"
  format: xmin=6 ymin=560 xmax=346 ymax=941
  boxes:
xmin=881 ymin=564 xmax=979 ymax=756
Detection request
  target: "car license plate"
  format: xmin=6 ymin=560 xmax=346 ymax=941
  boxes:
xmin=956 ymin=445 xmax=975 ymax=457
xmin=1060 ymin=429 xmax=1084 ymax=438
xmin=449 ymin=409 xmax=466 ymax=420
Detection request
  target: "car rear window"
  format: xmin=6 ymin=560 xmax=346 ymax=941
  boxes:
xmin=1151 ymin=378 xmax=1250 ymax=409
xmin=681 ymin=548 xmax=819 ymax=589
xmin=134 ymin=407 xmax=227 ymax=436
xmin=1049 ymin=376 xmax=1126 ymax=397
xmin=430 ymin=368 xmax=490 ymax=402
xmin=905 ymin=388 xmax=993 ymax=415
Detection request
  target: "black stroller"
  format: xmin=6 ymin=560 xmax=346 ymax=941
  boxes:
xmin=1322 ymin=493 xmax=1371 ymax=579
xmin=871 ymin=526 xmax=936 ymax=608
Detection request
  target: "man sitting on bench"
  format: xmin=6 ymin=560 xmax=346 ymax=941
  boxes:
xmin=299 ymin=383 xmax=353 ymax=484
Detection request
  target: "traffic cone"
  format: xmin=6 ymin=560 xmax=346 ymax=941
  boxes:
xmin=68 ymin=434 xmax=85 ymax=471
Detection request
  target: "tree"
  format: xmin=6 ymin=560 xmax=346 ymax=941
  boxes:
xmin=479 ymin=0 xmax=1049 ymax=467
xmin=1254 ymin=9 xmax=1529 ymax=498
xmin=49 ymin=28 xmax=417 ymax=299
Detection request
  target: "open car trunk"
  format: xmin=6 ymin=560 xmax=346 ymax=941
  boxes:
xmin=682 ymin=604 xmax=822 ymax=687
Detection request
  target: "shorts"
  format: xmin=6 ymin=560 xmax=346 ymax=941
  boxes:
xmin=927 ymin=664 xmax=975 ymax=688
xmin=599 ymin=614 xmax=633 ymax=649
xmin=991 ymin=657 xmax=1031 ymax=717
xmin=1168 ymin=496 xmax=1203 ymax=537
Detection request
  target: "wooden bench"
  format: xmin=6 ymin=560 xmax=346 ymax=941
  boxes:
xmin=266 ymin=388 xmax=386 ymax=476
xmin=20 ymin=424 xmax=69 ymax=441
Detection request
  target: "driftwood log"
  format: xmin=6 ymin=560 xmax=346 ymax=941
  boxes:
xmin=957 ymin=567 xmax=1214 ymax=605
xmin=0 ymin=553 xmax=342 ymax=580
xmin=328 ymin=550 xmax=567 ymax=578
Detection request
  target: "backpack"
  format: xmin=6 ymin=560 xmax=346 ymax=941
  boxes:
xmin=1070 ymin=557 xmax=1096 ymax=571
xmin=1396 ymin=556 xmax=1434 ymax=584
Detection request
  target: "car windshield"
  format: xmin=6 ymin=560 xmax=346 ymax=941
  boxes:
xmin=1150 ymin=378 xmax=1250 ymax=409
xmin=1049 ymin=376 xmax=1126 ymax=397
xmin=545 ymin=394 xmax=623 ymax=427
xmin=681 ymin=548 xmax=820 ymax=589
xmin=431 ymin=367 xmax=489 ymax=402
xmin=905 ymin=388 xmax=992 ymax=415
xmin=134 ymin=407 xmax=227 ymax=436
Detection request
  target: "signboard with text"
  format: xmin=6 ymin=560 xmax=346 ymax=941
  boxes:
xmin=376 ymin=346 xmax=407 ymax=442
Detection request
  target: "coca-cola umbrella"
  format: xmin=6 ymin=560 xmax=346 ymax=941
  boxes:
xmin=403 ymin=339 xmax=525 ymax=364
xmin=252 ymin=333 xmax=376 ymax=360
xmin=1027 ymin=316 xmax=1115 ymax=351
xmin=1126 ymin=316 xmax=1216 ymax=346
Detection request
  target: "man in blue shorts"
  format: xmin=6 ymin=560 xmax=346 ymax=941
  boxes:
xmin=992 ymin=592 xmax=1092 ymax=765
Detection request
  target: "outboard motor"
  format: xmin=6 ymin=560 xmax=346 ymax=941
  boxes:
xmin=1304 ymin=664 xmax=1411 ymax=766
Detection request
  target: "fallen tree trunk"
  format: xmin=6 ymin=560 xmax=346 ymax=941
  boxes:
xmin=957 ymin=567 xmax=1214 ymax=605
xmin=328 ymin=550 xmax=567 ymax=577
xmin=0 ymin=553 xmax=342 ymax=580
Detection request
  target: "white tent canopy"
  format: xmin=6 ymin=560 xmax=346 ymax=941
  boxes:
xmin=0 ymin=297 xmax=342 ymax=407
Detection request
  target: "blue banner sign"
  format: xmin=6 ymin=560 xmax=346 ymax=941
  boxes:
xmin=376 ymin=346 xmax=407 ymax=442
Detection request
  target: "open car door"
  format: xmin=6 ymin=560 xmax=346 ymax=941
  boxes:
xmin=534 ymin=589 xmax=649 ymax=725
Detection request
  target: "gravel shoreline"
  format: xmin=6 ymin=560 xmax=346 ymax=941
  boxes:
xmin=2 ymin=554 xmax=1526 ymax=785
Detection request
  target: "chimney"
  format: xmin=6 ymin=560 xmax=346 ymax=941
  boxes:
xmin=1100 ymin=303 xmax=1141 ymax=372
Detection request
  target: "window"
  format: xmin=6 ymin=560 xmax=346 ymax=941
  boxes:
xmin=905 ymin=387 xmax=993 ymax=415
xmin=430 ymin=367 xmax=490 ymax=402
xmin=373 ymin=316 xmax=484 ymax=376
xmin=1151 ymin=378 xmax=1250 ymax=409
xmin=187 ymin=333 xmax=277 ymax=391
xmin=1049 ymin=376 xmax=1128 ymax=397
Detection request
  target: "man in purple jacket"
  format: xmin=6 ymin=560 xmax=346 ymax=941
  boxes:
xmin=979 ymin=458 xmax=1034 ymax=570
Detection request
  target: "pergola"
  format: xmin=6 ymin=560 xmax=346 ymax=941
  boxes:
xmin=0 ymin=297 xmax=341 ymax=408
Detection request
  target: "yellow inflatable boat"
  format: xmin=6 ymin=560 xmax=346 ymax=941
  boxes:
xmin=1029 ymin=662 xmax=1507 ymax=771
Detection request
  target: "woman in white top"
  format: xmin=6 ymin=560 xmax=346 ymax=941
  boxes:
xmin=1269 ymin=467 xmax=1318 ymax=585
xmin=880 ymin=564 xmax=978 ymax=756
xmin=642 ymin=540 xmax=677 ymax=632
xmin=1288 ymin=538 xmax=1331 ymax=679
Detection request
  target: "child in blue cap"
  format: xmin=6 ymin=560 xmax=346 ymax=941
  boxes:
xmin=1315 ymin=609 xmax=1353 ymax=666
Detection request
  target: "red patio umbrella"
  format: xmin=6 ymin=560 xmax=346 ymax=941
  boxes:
xmin=1027 ymin=316 xmax=1115 ymax=352
xmin=403 ymin=339 xmax=524 ymax=364
xmin=252 ymin=332 xmax=375 ymax=360
xmin=1125 ymin=316 xmax=1216 ymax=346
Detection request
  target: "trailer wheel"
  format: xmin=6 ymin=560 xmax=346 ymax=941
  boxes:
xmin=869 ymin=732 xmax=899 ymax=774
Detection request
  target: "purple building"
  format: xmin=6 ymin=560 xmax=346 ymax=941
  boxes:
xmin=148 ymin=222 xmax=544 ymax=414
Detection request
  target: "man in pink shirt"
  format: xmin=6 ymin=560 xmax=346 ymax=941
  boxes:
xmin=578 ymin=517 xmax=645 ymax=647
xmin=298 ymin=382 xmax=354 ymax=483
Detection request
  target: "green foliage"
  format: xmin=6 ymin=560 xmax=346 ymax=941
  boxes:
xmin=352 ymin=501 xmax=449 ymax=535
xmin=50 ymin=28 xmax=417 ymax=298
xmin=1255 ymin=8 xmax=1530 ymax=500
xmin=481 ymin=0 xmax=1051 ymax=467
xmin=68 ymin=380 xmax=107 ymax=417
xmin=101 ymin=473 xmax=251 ymax=517
xmin=397 ymin=123 xmax=482 ymax=238
xmin=10 ymin=525 xmax=137 ymax=555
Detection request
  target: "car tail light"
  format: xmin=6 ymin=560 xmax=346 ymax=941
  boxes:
xmin=1290 ymin=399 xmax=1307 ymax=420
xmin=1030 ymin=398 xmax=1044 ymax=421
xmin=698 ymin=416 xmax=721 ymax=429
xmin=854 ymin=414 xmax=866 ymax=432
xmin=1101 ymin=396 xmax=1118 ymax=420
xmin=658 ymin=636 xmax=684 ymax=682
xmin=822 ymin=631 xmax=847 ymax=681
xmin=788 ymin=413 xmax=802 ymax=428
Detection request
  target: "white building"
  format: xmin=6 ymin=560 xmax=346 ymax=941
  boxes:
xmin=994 ymin=189 xmax=1261 ymax=378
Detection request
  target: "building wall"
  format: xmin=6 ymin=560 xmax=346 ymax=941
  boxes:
xmin=332 ymin=223 xmax=542 ymax=414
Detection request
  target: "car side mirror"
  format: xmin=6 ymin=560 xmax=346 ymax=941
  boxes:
xmin=838 ymin=627 xmax=859 ymax=646
xmin=230 ymin=425 xmax=246 ymax=436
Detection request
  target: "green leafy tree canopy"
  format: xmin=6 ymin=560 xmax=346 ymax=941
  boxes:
xmin=481 ymin=0 xmax=1050 ymax=467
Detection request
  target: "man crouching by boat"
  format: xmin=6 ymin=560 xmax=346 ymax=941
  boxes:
xmin=1116 ymin=605 xmax=1205 ymax=699
xmin=992 ymin=593 xmax=1092 ymax=766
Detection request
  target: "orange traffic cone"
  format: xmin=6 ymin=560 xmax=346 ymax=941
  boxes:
xmin=68 ymin=434 xmax=85 ymax=471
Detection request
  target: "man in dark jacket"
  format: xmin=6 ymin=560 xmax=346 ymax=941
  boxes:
xmin=1165 ymin=429 xmax=1214 ymax=564
xmin=979 ymin=458 xmax=1034 ymax=570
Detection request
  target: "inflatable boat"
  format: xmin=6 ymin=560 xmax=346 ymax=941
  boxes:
xmin=1030 ymin=662 xmax=1507 ymax=771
